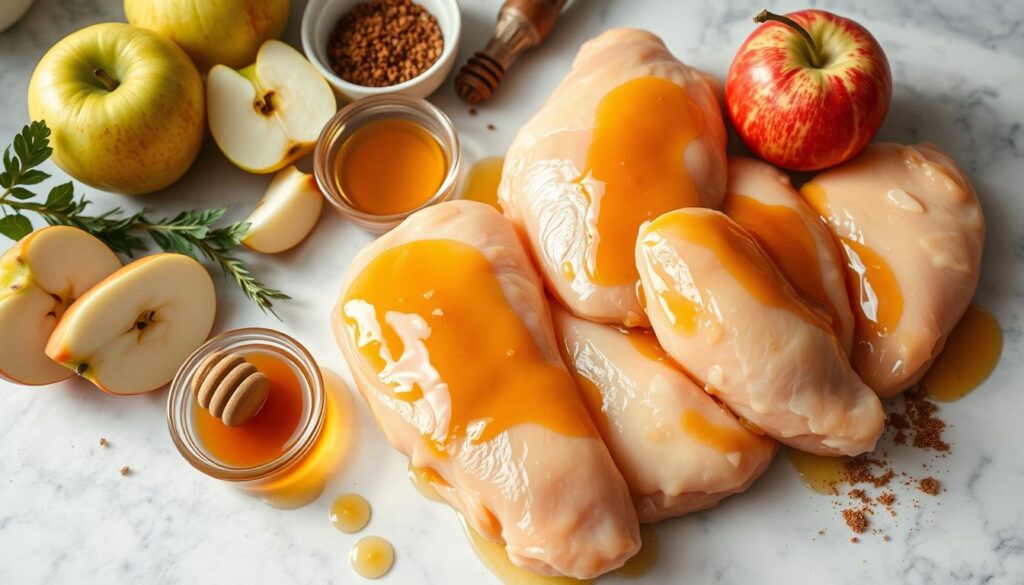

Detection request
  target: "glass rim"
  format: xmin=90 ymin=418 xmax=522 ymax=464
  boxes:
xmin=313 ymin=93 xmax=462 ymax=230
xmin=166 ymin=327 xmax=325 ymax=482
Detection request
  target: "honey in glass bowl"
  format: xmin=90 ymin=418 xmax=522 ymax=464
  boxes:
xmin=168 ymin=328 xmax=348 ymax=509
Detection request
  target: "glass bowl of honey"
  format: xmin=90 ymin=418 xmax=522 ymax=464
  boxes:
xmin=314 ymin=94 xmax=461 ymax=233
xmin=167 ymin=328 xmax=343 ymax=509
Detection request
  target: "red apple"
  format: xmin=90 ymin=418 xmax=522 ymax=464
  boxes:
xmin=725 ymin=9 xmax=892 ymax=171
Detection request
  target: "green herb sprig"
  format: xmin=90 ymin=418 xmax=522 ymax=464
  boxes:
xmin=0 ymin=121 xmax=289 ymax=315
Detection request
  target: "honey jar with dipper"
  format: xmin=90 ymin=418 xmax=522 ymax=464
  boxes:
xmin=167 ymin=328 xmax=350 ymax=509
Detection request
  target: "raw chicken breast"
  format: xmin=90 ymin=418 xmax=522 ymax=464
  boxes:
xmin=553 ymin=304 xmax=777 ymax=522
xmin=332 ymin=200 xmax=640 ymax=579
xmin=800 ymin=143 xmax=984 ymax=397
xmin=722 ymin=156 xmax=855 ymax=353
xmin=500 ymin=28 xmax=727 ymax=327
xmin=636 ymin=208 xmax=884 ymax=456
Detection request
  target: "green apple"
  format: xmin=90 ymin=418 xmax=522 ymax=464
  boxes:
xmin=124 ymin=0 xmax=290 ymax=71
xmin=27 ymin=23 xmax=205 ymax=195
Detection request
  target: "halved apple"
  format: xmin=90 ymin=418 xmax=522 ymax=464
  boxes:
xmin=45 ymin=253 xmax=216 ymax=395
xmin=0 ymin=226 xmax=122 ymax=385
xmin=242 ymin=165 xmax=324 ymax=254
xmin=207 ymin=39 xmax=336 ymax=174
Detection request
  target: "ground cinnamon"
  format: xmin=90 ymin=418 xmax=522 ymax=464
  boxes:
xmin=842 ymin=509 xmax=868 ymax=534
xmin=821 ymin=389 xmax=952 ymax=540
xmin=918 ymin=477 xmax=940 ymax=495
xmin=328 ymin=0 xmax=444 ymax=87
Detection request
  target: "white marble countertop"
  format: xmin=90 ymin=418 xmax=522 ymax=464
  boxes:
xmin=1 ymin=0 xmax=1023 ymax=583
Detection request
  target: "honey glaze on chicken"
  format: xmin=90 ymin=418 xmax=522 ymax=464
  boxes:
xmin=341 ymin=239 xmax=596 ymax=448
xmin=333 ymin=201 xmax=639 ymax=580
xmin=573 ymin=76 xmax=706 ymax=287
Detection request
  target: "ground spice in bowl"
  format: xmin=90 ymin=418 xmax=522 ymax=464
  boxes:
xmin=328 ymin=0 xmax=444 ymax=87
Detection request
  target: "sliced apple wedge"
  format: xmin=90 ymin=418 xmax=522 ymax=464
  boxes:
xmin=45 ymin=253 xmax=216 ymax=395
xmin=242 ymin=165 xmax=324 ymax=254
xmin=207 ymin=39 xmax=336 ymax=174
xmin=0 ymin=226 xmax=122 ymax=386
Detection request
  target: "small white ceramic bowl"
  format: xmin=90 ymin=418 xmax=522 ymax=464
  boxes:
xmin=0 ymin=0 xmax=35 ymax=33
xmin=301 ymin=0 xmax=462 ymax=102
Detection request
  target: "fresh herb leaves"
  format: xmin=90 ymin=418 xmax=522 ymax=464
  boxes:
xmin=0 ymin=121 xmax=289 ymax=315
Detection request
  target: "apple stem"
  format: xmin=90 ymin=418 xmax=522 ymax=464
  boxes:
xmin=753 ymin=9 xmax=824 ymax=68
xmin=92 ymin=68 xmax=120 ymax=92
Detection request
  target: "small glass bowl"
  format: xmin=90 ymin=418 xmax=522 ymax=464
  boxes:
xmin=167 ymin=328 xmax=335 ymax=509
xmin=314 ymin=94 xmax=461 ymax=233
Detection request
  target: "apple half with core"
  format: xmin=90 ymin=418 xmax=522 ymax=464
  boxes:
xmin=45 ymin=253 xmax=216 ymax=395
xmin=726 ymin=9 xmax=892 ymax=171
xmin=0 ymin=227 xmax=121 ymax=385
xmin=242 ymin=165 xmax=324 ymax=254
xmin=124 ymin=0 xmax=291 ymax=71
xmin=207 ymin=40 xmax=336 ymax=174
xmin=27 ymin=23 xmax=205 ymax=195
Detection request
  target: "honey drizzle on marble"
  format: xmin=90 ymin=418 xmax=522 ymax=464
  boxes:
xmin=461 ymin=156 xmax=505 ymax=210
xmin=922 ymin=304 xmax=1002 ymax=402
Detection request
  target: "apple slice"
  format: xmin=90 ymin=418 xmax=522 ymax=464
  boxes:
xmin=242 ymin=165 xmax=324 ymax=254
xmin=207 ymin=39 xmax=336 ymax=174
xmin=45 ymin=253 xmax=216 ymax=395
xmin=0 ymin=227 xmax=122 ymax=385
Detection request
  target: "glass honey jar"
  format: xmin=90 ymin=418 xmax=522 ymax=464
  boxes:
xmin=167 ymin=328 xmax=344 ymax=509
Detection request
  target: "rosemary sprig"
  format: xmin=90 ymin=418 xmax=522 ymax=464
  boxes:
xmin=0 ymin=121 xmax=289 ymax=315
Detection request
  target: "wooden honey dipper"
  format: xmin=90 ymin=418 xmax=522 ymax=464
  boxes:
xmin=454 ymin=0 xmax=568 ymax=104
xmin=191 ymin=351 xmax=270 ymax=427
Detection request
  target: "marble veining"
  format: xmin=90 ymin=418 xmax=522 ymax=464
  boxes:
xmin=1 ymin=0 xmax=1023 ymax=583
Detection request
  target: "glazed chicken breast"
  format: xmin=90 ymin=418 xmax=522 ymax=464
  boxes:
xmin=553 ymin=304 xmax=777 ymax=523
xmin=800 ymin=143 xmax=984 ymax=397
xmin=500 ymin=28 xmax=727 ymax=327
xmin=722 ymin=156 xmax=855 ymax=353
xmin=636 ymin=208 xmax=885 ymax=456
xmin=332 ymin=200 xmax=640 ymax=579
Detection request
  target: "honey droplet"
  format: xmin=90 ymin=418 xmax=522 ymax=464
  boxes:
xmin=786 ymin=448 xmax=849 ymax=495
xmin=330 ymin=493 xmax=371 ymax=533
xmin=614 ymin=524 xmax=658 ymax=578
xmin=350 ymin=536 xmax=395 ymax=579
xmin=922 ymin=304 xmax=1002 ymax=402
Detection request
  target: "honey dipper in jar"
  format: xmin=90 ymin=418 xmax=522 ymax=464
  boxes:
xmin=192 ymin=351 xmax=270 ymax=427
xmin=169 ymin=328 xmax=344 ymax=509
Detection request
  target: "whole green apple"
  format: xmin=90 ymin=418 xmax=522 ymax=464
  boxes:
xmin=124 ymin=0 xmax=290 ymax=71
xmin=27 ymin=23 xmax=205 ymax=195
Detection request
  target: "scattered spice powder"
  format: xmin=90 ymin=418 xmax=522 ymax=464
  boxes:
xmin=98 ymin=437 xmax=108 ymax=447
xmin=328 ymin=0 xmax=444 ymax=87
xmin=887 ymin=411 xmax=910 ymax=445
xmin=814 ymin=389 xmax=952 ymax=541
xmin=487 ymin=123 xmax=496 ymax=131
xmin=843 ymin=509 xmax=868 ymax=534
xmin=844 ymin=456 xmax=895 ymax=488
xmin=903 ymin=390 xmax=950 ymax=452
xmin=119 ymin=465 xmax=130 ymax=476
xmin=878 ymin=492 xmax=896 ymax=507
xmin=848 ymin=488 xmax=870 ymax=504
xmin=850 ymin=537 xmax=859 ymax=544
xmin=918 ymin=477 xmax=940 ymax=495
xmin=469 ymin=107 xmax=478 ymax=116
